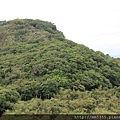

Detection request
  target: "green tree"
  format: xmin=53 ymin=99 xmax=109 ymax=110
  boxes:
xmin=0 ymin=87 xmax=20 ymax=115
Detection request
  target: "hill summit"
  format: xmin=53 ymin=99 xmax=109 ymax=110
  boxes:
xmin=0 ymin=19 xmax=120 ymax=114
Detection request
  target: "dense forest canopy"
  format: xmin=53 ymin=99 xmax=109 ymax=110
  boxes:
xmin=0 ymin=19 xmax=120 ymax=115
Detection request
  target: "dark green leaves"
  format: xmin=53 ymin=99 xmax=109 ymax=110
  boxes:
xmin=0 ymin=87 xmax=20 ymax=115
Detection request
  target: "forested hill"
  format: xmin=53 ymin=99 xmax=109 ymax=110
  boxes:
xmin=0 ymin=19 xmax=120 ymax=115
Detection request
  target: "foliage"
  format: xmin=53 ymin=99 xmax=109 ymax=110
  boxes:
xmin=5 ymin=88 xmax=120 ymax=114
xmin=0 ymin=19 xmax=120 ymax=115
xmin=0 ymin=87 xmax=20 ymax=115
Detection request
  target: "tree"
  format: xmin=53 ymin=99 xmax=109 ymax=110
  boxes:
xmin=0 ymin=87 xmax=20 ymax=115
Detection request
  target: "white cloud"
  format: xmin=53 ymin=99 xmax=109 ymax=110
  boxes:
xmin=0 ymin=0 xmax=120 ymax=57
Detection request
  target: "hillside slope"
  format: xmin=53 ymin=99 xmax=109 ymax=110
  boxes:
xmin=0 ymin=19 xmax=120 ymax=114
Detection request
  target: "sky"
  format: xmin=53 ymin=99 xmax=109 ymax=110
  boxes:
xmin=0 ymin=0 xmax=120 ymax=57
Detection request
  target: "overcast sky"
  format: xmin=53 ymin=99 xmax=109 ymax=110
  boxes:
xmin=0 ymin=0 xmax=120 ymax=57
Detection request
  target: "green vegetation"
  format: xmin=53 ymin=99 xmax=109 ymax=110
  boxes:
xmin=0 ymin=19 xmax=120 ymax=115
